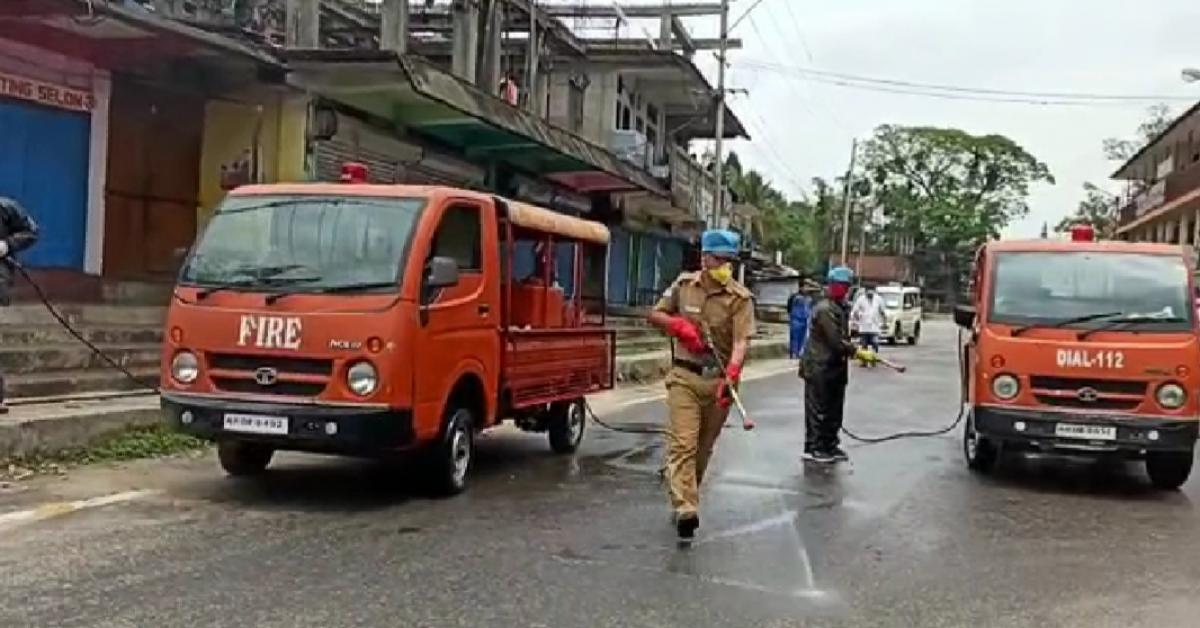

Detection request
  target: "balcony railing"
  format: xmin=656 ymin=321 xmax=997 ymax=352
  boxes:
xmin=666 ymin=146 xmax=723 ymax=223
xmin=1119 ymin=163 xmax=1200 ymax=225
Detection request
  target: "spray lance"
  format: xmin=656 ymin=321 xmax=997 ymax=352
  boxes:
xmin=700 ymin=322 xmax=754 ymax=431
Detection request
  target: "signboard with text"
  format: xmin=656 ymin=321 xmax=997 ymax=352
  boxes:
xmin=0 ymin=71 xmax=94 ymax=113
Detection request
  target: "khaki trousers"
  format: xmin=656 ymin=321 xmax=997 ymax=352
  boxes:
xmin=664 ymin=366 xmax=730 ymax=517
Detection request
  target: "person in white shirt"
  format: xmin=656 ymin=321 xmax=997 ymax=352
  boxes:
xmin=850 ymin=286 xmax=887 ymax=365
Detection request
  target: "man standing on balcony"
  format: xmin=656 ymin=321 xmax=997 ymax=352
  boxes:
xmin=0 ymin=196 xmax=40 ymax=414
xmin=648 ymin=229 xmax=754 ymax=540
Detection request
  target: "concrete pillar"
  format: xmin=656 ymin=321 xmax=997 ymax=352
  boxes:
xmin=659 ymin=9 xmax=672 ymax=48
xmin=285 ymin=0 xmax=319 ymax=48
xmin=477 ymin=0 xmax=503 ymax=90
xmin=380 ymin=0 xmax=409 ymax=54
xmin=1181 ymin=214 xmax=1190 ymax=245
xmin=452 ymin=0 xmax=480 ymax=82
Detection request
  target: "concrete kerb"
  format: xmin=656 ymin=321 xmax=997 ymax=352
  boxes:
xmin=0 ymin=336 xmax=792 ymax=461
xmin=0 ymin=395 xmax=162 ymax=461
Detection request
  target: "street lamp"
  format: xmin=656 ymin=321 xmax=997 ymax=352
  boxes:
xmin=1181 ymin=68 xmax=1200 ymax=83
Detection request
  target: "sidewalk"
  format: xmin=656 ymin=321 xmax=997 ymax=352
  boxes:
xmin=0 ymin=340 xmax=792 ymax=461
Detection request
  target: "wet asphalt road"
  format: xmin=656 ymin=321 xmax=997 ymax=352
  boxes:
xmin=2 ymin=320 xmax=1199 ymax=627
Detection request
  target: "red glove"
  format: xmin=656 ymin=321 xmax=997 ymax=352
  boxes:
xmin=666 ymin=316 xmax=707 ymax=353
xmin=716 ymin=362 xmax=743 ymax=408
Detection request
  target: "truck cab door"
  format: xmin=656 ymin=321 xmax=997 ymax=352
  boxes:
xmin=413 ymin=199 xmax=500 ymax=433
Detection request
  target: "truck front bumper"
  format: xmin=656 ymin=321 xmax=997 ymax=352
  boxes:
xmin=975 ymin=406 xmax=1198 ymax=454
xmin=161 ymin=393 xmax=416 ymax=455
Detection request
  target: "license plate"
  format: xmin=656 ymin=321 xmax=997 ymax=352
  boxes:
xmin=223 ymin=413 xmax=289 ymax=436
xmin=1055 ymin=423 xmax=1117 ymax=441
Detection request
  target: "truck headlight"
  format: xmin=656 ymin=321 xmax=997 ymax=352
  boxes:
xmin=347 ymin=361 xmax=378 ymax=396
xmin=1156 ymin=383 xmax=1186 ymax=409
xmin=171 ymin=351 xmax=199 ymax=384
xmin=992 ymin=374 xmax=1020 ymax=400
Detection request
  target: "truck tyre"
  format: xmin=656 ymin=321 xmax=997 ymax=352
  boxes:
xmin=426 ymin=406 xmax=475 ymax=496
xmin=964 ymin=414 xmax=998 ymax=474
xmin=908 ymin=322 xmax=921 ymax=345
xmin=217 ymin=441 xmax=274 ymax=477
xmin=548 ymin=398 xmax=586 ymax=454
xmin=889 ymin=323 xmax=901 ymax=346
xmin=1145 ymin=451 xmax=1193 ymax=490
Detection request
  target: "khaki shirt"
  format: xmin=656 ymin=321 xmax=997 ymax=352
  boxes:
xmin=654 ymin=271 xmax=756 ymax=364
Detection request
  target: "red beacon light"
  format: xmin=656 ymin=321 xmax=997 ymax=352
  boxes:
xmin=340 ymin=162 xmax=369 ymax=184
xmin=1069 ymin=224 xmax=1095 ymax=242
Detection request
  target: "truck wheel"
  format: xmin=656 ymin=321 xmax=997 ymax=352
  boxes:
xmin=908 ymin=322 xmax=921 ymax=346
xmin=427 ymin=406 xmax=475 ymax=496
xmin=889 ymin=323 xmax=900 ymax=345
xmin=548 ymin=398 xmax=586 ymax=454
xmin=1145 ymin=451 xmax=1193 ymax=490
xmin=217 ymin=441 xmax=274 ymax=477
xmin=964 ymin=414 xmax=998 ymax=474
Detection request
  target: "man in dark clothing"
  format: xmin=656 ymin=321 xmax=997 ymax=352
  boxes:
xmin=800 ymin=266 xmax=874 ymax=463
xmin=0 ymin=197 xmax=40 ymax=413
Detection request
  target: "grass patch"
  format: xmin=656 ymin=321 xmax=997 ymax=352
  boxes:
xmin=2 ymin=425 xmax=211 ymax=480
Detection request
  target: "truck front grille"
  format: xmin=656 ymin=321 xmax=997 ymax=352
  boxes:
xmin=206 ymin=352 xmax=333 ymax=398
xmin=1028 ymin=376 xmax=1146 ymax=396
xmin=1029 ymin=375 xmax=1146 ymax=412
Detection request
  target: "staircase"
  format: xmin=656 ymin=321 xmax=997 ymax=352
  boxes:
xmin=0 ymin=304 xmax=165 ymax=404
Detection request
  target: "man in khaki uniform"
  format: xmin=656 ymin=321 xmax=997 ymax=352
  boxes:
xmin=648 ymin=229 xmax=754 ymax=539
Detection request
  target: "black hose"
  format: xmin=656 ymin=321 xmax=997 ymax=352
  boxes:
xmin=839 ymin=326 xmax=968 ymax=444
xmin=584 ymin=398 xmax=666 ymax=435
xmin=15 ymin=258 xmax=968 ymax=445
xmin=10 ymin=261 xmax=160 ymax=394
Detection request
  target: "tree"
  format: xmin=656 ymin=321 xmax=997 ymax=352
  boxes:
xmin=860 ymin=125 xmax=1054 ymax=304
xmin=1054 ymin=183 xmax=1119 ymax=238
xmin=1103 ymin=103 xmax=1174 ymax=163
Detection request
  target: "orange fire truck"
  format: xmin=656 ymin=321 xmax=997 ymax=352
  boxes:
xmin=160 ymin=165 xmax=615 ymax=494
xmin=956 ymin=225 xmax=1199 ymax=489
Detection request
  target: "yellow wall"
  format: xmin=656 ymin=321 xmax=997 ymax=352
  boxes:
xmin=197 ymin=92 xmax=309 ymax=228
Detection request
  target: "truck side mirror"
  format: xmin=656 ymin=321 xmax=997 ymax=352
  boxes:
xmin=425 ymin=256 xmax=460 ymax=289
xmin=954 ymin=304 xmax=976 ymax=328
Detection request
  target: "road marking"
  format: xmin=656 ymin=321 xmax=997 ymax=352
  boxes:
xmin=551 ymin=553 xmax=830 ymax=601
xmin=0 ymin=489 xmax=160 ymax=532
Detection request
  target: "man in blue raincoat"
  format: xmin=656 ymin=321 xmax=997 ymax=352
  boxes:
xmin=786 ymin=277 xmax=818 ymax=359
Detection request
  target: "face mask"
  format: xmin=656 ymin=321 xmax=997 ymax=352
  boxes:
xmin=708 ymin=262 xmax=734 ymax=285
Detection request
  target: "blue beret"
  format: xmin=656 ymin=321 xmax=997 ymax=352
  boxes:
xmin=827 ymin=266 xmax=854 ymax=284
xmin=701 ymin=229 xmax=740 ymax=256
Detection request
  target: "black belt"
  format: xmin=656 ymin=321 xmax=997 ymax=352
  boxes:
xmin=673 ymin=359 xmax=719 ymax=377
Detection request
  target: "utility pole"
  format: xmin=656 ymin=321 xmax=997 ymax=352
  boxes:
xmin=839 ymin=138 xmax=858 ymax=264
xmin=526 ymin=1 xmax=540 ymax=113
xmin=710 ymin=0 xmax=729 ymax=228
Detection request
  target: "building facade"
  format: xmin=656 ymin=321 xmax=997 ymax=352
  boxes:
xmin=1114 ymin=101 xmax=1200 ymax=247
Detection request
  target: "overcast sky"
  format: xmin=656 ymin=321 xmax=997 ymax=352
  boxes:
xmin=587 ymin=0 xmax=1200 ymax=237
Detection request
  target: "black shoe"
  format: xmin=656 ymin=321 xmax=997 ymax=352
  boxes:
xmin=830 ymin=447 xmax=849 ymax=462
xmin=676 ymin=514 xmax=700 ymax=539
xmin=800 ymin=448 xmax=818 ymax=462
xmin=808 ymin=450 xmax=836 ymax=464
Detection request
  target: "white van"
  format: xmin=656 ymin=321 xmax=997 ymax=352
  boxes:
xmin=876 ymin=284 xmax=922 ymax=345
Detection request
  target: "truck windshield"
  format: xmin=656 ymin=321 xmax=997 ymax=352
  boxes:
xmin=880 ymin=293 xmax=902 ymax=308
xmin=180 ymin=195 xmax=425 ymax=293
xmin=989 ymin=251 xmax=1193 ymax=331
